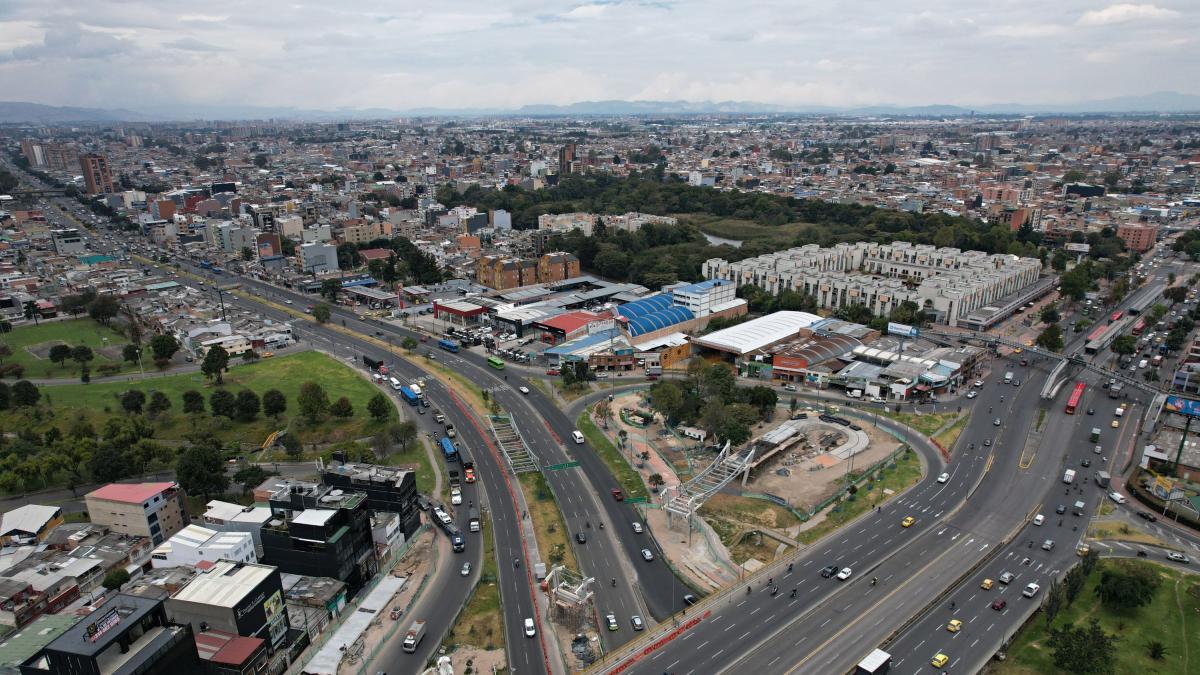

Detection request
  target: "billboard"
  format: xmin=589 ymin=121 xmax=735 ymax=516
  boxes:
xmin=1164 ymin=396 xmax=1200 ymax=418
xmin=888 ymin=322 xmax=919 ymax=338
xmin=1065 ymin=242 xmax=1091 ymax=253
xmin=1152 ymin=475 xmax=1176 ymax=500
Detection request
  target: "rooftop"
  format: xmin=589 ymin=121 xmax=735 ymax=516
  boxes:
xmin=85 ymin=482 xmax=177 ymax=505
xmin=171 ymin=561 xmax=277 ymax=608
xmin=0 ymin=504 xmax=61 ymax=539
xmin=0 ymin=613 xmax=82 ymax=668
xmin=692 ymin=311 xmax=823 ymax=355
xmin=291 ymin=509 xmax=337 ymax=528
xmin=43 ymin=593 xmax=160 ymax=657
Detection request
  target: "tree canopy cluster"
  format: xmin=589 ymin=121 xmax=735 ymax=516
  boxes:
xmin=645 ymin=362 xmax=777 ymax=446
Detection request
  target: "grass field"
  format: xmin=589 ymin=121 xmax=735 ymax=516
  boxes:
xmin=700 ymin=494 xmax=802 ymax=565
xmin=680 ymin=214 xmax=814 ymax=245
xmin=0 ymin=318 xmax=132 ymax=377
xmin=444 ymin=513 xmax=503 ymax=651
xmin=995 ymin=559 xmax=1200 ymax=675
xmin=933 ymin=415 xmax=969 ymax=450
xmin=1 ymin=351 xmax=390 ymax=446
xmin=796 ymin=448 xmax=922 ymax=545
xmin=518 ymin=472 xmax=578 ymax=573
xmin=878 ymin=410 xmax=961 ymax=438
xmin=577 ymin=412 xmax=649 ymax=502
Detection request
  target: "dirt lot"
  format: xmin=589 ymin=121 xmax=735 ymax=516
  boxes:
xmin=442 ymin=646 xmax=506 ymax=674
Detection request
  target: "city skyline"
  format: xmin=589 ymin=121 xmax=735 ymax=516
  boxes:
xmin=0 ymin=1 xmax=1197 ymax=115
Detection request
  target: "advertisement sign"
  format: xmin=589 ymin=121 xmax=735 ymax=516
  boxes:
xmin=86 ymin=608 xmax=121 ymax=643
xmin=1164 ymin=396 xmax=1200 ymax=418
xmin=888 ymin=322 xmax=919 ymax=338
xmin=1065 ymin=242 xmax=1091 ymax=253
xmin=1152 ymin=475 xmax=1176 ymax=500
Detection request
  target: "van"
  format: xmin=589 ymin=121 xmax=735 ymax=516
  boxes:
xmin=1003 ymin=372 xmax=1014 ymax=384
xmin=389 ymin=377 xmax=402 ymax=390
xmin=572 ymin=430 xmax=585 ymax=444
xmin=847 ymin=389 xmax=863 ymax=399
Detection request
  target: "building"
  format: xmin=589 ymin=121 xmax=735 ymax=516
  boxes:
xmin=78 ymin=153 xmax=114 ymax=195
xmin=255 ymin=232 xmax=282 ymax=260
xmin=537 ymin=252 xmax=581 ymax=284
xmin=202 ymin=501 xmax=273 ymax=550
xmin=0 ymin=579 xmax=46 ymax=629
xmin=669 ymin=279 xmax=738 ymax=317
xmin=150 ymin=524 xmax=257 ymax=569
xmin=166 ymin=561 xmax=289 ymax=649
xmin=321 ymin=460 xmax=421 ymax=541
xmin=84 ymin=482 xmax=187 ymax=546
xmin=476 ymin=255 xmax=537 ymax=290
xmin=20 ymin=594 xmax=199 ymax=675
xmin=193 ymin=630 xmax=269 ymax=675
xmin=0 ymin=505 xmax=63 ymax=545
xmin=261 ymin=483 xmax=376 ymax=596
xmin=558 ymin=143 xmax=576 ymax=174
xmin=299 ymin=242 xmax=339 ymax=274
xmin=1116 ymin=223 xmax=1159 ymax=252
xmin=692 ymin=311 xmax=824 ymax=357
xmin=50 ymin=229 xmax=86 ymax=255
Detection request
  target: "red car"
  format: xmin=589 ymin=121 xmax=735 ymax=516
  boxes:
xmin=546 ymin=369 xmax=560 ymax=376
xmin=611 ymin=489 xmax=624 ymax=501
xmin=991 ymin=599 xmax=1007 ymax=611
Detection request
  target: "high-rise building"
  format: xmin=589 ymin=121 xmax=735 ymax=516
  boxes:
xmin=79 ymin=153 xmax=114 ymax=195
xmin=558 ymin=143 xmax=576 ymax=175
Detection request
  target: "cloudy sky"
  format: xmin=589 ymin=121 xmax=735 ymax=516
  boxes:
xmin=0 ymin=1 xmax=1196 ymax=111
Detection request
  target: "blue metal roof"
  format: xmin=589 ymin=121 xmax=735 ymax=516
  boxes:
xmin=616 ymin=294 xmax=673 ymax=320
xmin=625 ymin=306 xmax=694 ymax=337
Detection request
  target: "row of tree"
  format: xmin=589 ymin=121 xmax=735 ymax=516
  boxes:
xmin=644 ymin=362 xmax=777 ymax=446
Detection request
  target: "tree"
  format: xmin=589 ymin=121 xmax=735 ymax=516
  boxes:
xmin=122 ymin=344 xmax=141 ymax=364
xmin=1149 ymin=304 xmax=1168 ymax=322
xmin=176 ymin=434 xmax=230 ymax=500
xmin=1040 ymin=306 xmax=1061 ymax=325
xmin=22 ymin=300 xmax=39 ymax=325
xmin=88 ymin=443 xmax=127 ymax=483
xmin=1044 ymin=579 xmax=1067 ymax=627
xmin=119 ymin=389 xmax=146 ymax=414
xmin=1036 ymin=324 xmax=1064 ymax=352
xmin=262 ymin=389 xmax=287 ymax=419
xmin=209 ymin=389 xmax=236 ymax=418
xmin=71 ymin=345 xmax=94 ymax=366
xmin=1147 ymin=640 xmax=1167 ymax=661
xmin=401 ymin=336 xmax=418 ymax=351
xmin=235 ymin=390 xmax=261 ymax=422
xmin=330 ymin=396 xmax=354 ymax=418
xmin=149 ymin=334 xmax=179 ymax=362
xmin=367 ymin=393 xmax=391 ymax=420
xmin=147 ymin=391 xmax=171 ymax=417
xmin=0 ymin=381 xmax=8 ymax=410
xmin=312 ymin=304 xmax=331 ymax=324
xmin=595 ymin=399 xmax=612 ymax=429
xmin=1163 ymin=286 xmax=1187 ymax=304
xmin=182 ymin=390 xmax=205 ymax=414
xmin=48 ymin=344 xmax=72 ymax=366
xmin=233 ymin=465 xmax=270 ymax=494
xmin=87 ymin=294 xmax=121 ymax=326
xmin=388 ymin=421 xmax=418 ymax=451
xmin=1094 ymin=562 xmax=1160 ymax=611
xmin=102 ymin=568 xmax=131 ymax=591
xmin=241 ymin=350 xmax=259 ymax=362
xmin=1063 ymin=169 xmax=1087 ymax=183
xmin=1047 ymin=618 xmax=1118 ymax=674
xmin=201 ymin=345 xmax=229 ymax=384
xmin=648 ymin=473 xmax=665 ymax=491
xmin=1111 ymin=335 xmax=1136 ymax=356
xmin=12 ymin=380 xmax=39 ymax=407
xmin=319 ymin=279 xmax=341 ymax=301
xmin=279 ymin=432 xmax=303 ymax=458
xmin=297 ymin=381 xmax=330 ymax=422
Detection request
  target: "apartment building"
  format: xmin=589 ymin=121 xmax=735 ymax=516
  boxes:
xmin=1116 ymin=223 xmax=1159 ymax=252
xmin=78 ymin=153 xmax=114 ymax=195
xmin=536 ymin=252 xmax=581 ymax=284
xmin=299 ymin=242 xmax=339 ymax=274
xmin=84 ymin=482 xmax=187 ymax=546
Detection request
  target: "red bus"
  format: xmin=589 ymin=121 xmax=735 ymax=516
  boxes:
xmin=1065 ymin=381 xmax=1086 ymax=415
xmin=1110 ymin=311 xmax=1124 ymax=324
xmin=1131 ymin=317 xmax=1146 ymax=336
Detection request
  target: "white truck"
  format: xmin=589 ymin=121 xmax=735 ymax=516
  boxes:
xmin=402 ymin=619 xmax=426 ymax=653
xmin=847 ymin=389 xmax=863 ymax=399
xmin=1063 ymin=469 xmax=1076 ymax=484
xmin=1004 ymin=371 xmax=1014 ymax=384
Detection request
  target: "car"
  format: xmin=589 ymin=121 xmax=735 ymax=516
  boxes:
xmin=782 ymin=384 xmax=798 ymax=392
xmin=631 ymin=615 xmax=645 ymax=631
xmin=983 ymin=438 xmax=992 ymax=447
xmin=284 ymin=299 xmax=292 ymax=304
xmin=1012 ymin=379 xmax=1021 ymax=387
xmin=1137 ymin=511 xmax=1158 ymax=522
xmin=901 ymin=516 xmax=916 ymax=528
xmin=631 ymin=522 xmax=644 ymax=534
xmin=931 ymin=653 xmax=949 ymax=668
xmin=545 ymin=368 xmax=560 ymax=376
xmin=937 ymin=472 xmax=950 ymax=483
xmin=946 ymin=619 xmax=963 ymax=633
xmin=980 ymin=578 xmax=994 ymax=590
xmin=605 ymin=613 xmax=619 ymax=631
xmin=973 ymin=380 xmax=984 ymax=388
xmin=640 ymin=548 xmax=654 ymax=562
xmin=1167 ymin=552 xmax=1190 ymax=564
xmin=994 ymin=418 xmax=1002 ymax=426
xmin=1077 ymin=544 xmax=1091 ymax=556
xmin=1108 ymin=492 xmax=1126 ymax=504
xmin=1111 ymin=419 xmax=1120 ymax=428
xmin=1080 ymin=458 xmax=1091 ymax=467
xmin=518 ymin=386 xmax=530 ymax=394
xmin=683 ymin=594 xmax=698 ymax=606
xmin=820 ymin=565 xmax=839 ymax=578
xmin=991 ymin=598 xmax=1007 ymax=611
xmin=576 ymin=532 xmax=587 ymax=544
xmin=611 ymin=489 xmax=624 ymax=501
xmin=836 ymin=567 xmax=853 ymax=581
xmin=1056 ymin=504 xmax=1067 ymax=514
xmin=1023 ymin=582 xmax=1041 ymax=598
xmin=1087 ymin=408 xmax=1095 ymax=415
xmin=1094 ymin=445 xmax=1103 ymax=454
xmin=1042 ymin=539 xmax=1054 ymax=551
xmin=461 ymin=562 xmax=472 ymax=576
xmin=524 ymin=618 xmax=536 ymax=637
xmin=1033 ymin=514 xmax=1044 ymax=526
xmin=999 ymin=571 xmax=1015 ymax=584
xmin=966 ymin=390 xmax=978 ymax=399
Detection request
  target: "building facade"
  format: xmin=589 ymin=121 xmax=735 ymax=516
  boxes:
xmin=320 ymin=460 xmax=421 ymax=541
xmin=261 ymin=483 xmax=376 ymax=596
xmin=1116 ymin=223 xmax=1159 ymax=252
xmin=299 ymin=242 xmax=339 ymax=274
xmin=165 ymin=561 xmax=289 ymax=649
xmin=84 ymin=482 xmax=187 ymax=546
xmin=78 ymin=153 xmax=114 ymax=195
xmin=150 ymin=524 xmax=257 ymax=569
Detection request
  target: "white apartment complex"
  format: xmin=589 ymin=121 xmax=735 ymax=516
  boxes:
xmin=703 ymin=241 xmax=1043 ymax=327
xmin=537 ymin=212 xmax=678 ymax=237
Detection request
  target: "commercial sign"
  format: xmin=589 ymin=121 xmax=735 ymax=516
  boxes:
xmin=1065 ymin=242 xmax=1091 ymax=253
xmin=1152 ymin=475 xmax=1177 ymax=500
xmin=1164 ymin=396 xmax=1200 ymax=419
xmin=887 ymin=322 xmax=919 ymax=338
xmin=86 ymin=608 xmax=121 ymax=643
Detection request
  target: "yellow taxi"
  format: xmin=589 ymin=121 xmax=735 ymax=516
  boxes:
xmin=1111 ymin=419 xmax=1120 ymax=428
xmin=931 ymin=653 xmax=949 ymax=668
xmin=262 ymin=351 xmax=274 ymax=358
xmin=901 ymin=516 xmax=916 ymax=528
xmin=946 ymin=619 xmax=963 ymax=633
xmin=1077 ymin=544 xmax=1091 ymax=556
xmin=980 ymin=578 xmax=994 ymax=590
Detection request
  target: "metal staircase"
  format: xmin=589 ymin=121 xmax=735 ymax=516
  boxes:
xmin=662 ymin=441 xmax=755 ymax=519
xmin=489 ymin=414 xmax=540 ymax=473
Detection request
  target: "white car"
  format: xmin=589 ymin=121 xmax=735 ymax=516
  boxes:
xmin=973 ymin=380 xmax=984 ymax=388
xmin=836 ymin=567 xmax=853 ymax=581
xmin=518 ymin=386 xmax=530 ymax=394
xmin=1166 ymin=551 xmax=1190 ymax=564
xmin=461 ymin=562 xmax=472 ymax=576
xmin=966 ymin=391 xmax=978 ymax=399
xmin=937 ymin=473 xmax=950 ymax=484
xmin=631 ymin=522 xmax=643 ymax=534
xmin=1108 ymin=492 xmax=1126 ymax=504
xmin=524 ymin=617 xmax=536 ymax=637
xmin=1033 ymin=514 xmax=1044 ymax=526
xmin=1022 ymin=582 xmax=1041 ymax=598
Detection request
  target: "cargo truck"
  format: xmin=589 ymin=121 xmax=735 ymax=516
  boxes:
xmin=1095 ymin=471 xmax=1111 ymax=488
xmin=1090 ymin=427 xmax=1101 ymax=442
xmin=469 ymin=506 xmax=480 ymax=532
xmin=402 ymin=619 xmax=426 ymax=653
xmin=399 ymin=386 xmax=419 ymax=405
xmin=1063 ymin=469 xmax=1076 ymax=484
xmin=855 ymin=648 xmax=892 ymax=674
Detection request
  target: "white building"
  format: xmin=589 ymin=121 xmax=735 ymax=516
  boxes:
xmin=703 ymin=241 xmax=1043 ymax=327
xmin=203 ymin=500 xmax=274 ymax=550
xmin=150 ymin=524 xmax=257 ymax=569
xmin=299 ymin=242 xmax=339 ymax=274
xmin=669 ymin=279 xmax=738 ymax=317
xmin=51 ymin=229 xmax=86 ymax=255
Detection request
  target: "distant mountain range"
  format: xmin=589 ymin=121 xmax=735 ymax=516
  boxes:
xmin=2 ymin=91 xmax=1199 ymax=124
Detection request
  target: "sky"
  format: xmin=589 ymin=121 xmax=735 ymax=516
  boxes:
xmin=0 ymin=1 xmax=1196 ymax=112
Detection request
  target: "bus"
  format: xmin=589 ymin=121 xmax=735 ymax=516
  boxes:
xmin=439 ymin=437 xmax=460 ymax=463
xmin=1131 ymin=317 xmax=1146 ymax=336
xmin=1110 ymin=311 xmax=1124 ymax=324
xmin=438 ymin=338 xmax=460 ymax=353
xmin=487 ymin=356 xmax=505 ymax=370
xmin=1065 ymin=381 xmax=1086 ymax=415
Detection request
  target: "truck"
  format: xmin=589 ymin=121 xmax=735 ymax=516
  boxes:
xmin=450 ymin=528 xmax=465 ymax=553
xmin=449 ymin=473 xmax=462 ymax=505
xmin=645 ymin=364 xmax=663 ymax=376
xmin=438 ymin=338 xmax=460 ymax=353
xmin=468 ymin=506 xmax=480 ymax=532
xmin=1004 ymin=371 xmax=1014 ymax=384
xmin=855 ymin=648 xmax=892 ymax=674
xmin=432 ymin=409 xmax=446 ymax=424
xmin=199 ymin=260 xmax=213 ymax=270
xmin=1090 ymin=427 xmax=1101 ymax=443
xmin=399 ymin=386 xmax=419 ymax=405
xmin=1108 ymin=383 xmax=1124 ymax=399
xmin=410 ymin=384 xmax=423 ymax=398
xmin=402 ymin=620 xmax=426 ymax=653
xmin=847 ymin=389 xmax=863 ymax=399
xmin=1095 ymin=471 xmax=1111 ymax=488
xmin=445 ymin=424 xmax=456 ymax=438
xmin=1063 ymin=469 xmax=1077 ymax=484
xmin=362 ymin=355 xmax=384 ymax=371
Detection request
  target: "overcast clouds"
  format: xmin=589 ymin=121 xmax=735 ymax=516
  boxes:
xmin=0 ymin=1 xmax=1196 ymax=111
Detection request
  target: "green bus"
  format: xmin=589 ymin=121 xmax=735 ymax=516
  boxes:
xmin=487 ymin=356 xmax=505 ymax=370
